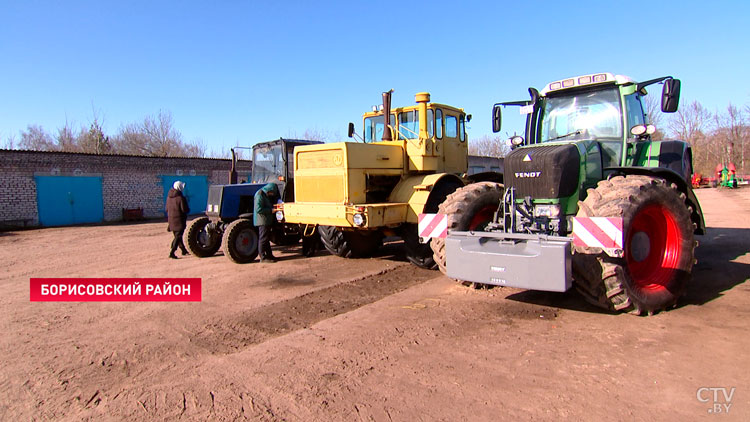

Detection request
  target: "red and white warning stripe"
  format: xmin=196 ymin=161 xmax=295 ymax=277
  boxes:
xmin=572 ymin=217 xmax=623 ymax=250
xmin=418 ymin=213 xmax=447 ymax=239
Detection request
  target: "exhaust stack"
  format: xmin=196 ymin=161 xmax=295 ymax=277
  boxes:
xmin=381 ymin=90 xmax=393 ymax=141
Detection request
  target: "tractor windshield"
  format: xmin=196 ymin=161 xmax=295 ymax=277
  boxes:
xmin=252 ymin=144 xmax=284 ymax=184
xmin=363 ymin=113 xmax=397 ymax=143
xmin=540 ymin=88 xmax=622 ymax=143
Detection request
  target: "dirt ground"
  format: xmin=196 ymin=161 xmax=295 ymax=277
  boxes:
xmin=1 ymin=187 xmax=749 ymax=421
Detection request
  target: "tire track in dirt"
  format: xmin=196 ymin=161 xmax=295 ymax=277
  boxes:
xmin=190 ymin=265 xmax=438 ymax=354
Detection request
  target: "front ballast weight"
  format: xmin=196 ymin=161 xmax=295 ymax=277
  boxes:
xmin=432 ymin=215 xmax=623 ymax=292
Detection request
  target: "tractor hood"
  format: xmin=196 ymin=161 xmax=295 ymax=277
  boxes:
xmin=505 ymin=144 xmax=580 ymax=199
xmin=293 ymin=142 xmax=403 ymax=204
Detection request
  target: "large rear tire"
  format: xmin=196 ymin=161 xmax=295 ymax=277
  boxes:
xmin=430 ymin=182 xmax=504 ymax=274
xmin=184 ymin=217 xmax=221 ymax=258
xmin=573 ymin=175 xmax=696 ymax=315
xmin=318 ymin=226 xmax=383 ymax=258
xmin=221 ymin=219 xmax=259 ymax=264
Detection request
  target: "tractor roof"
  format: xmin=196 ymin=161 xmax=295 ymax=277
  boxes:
xmin=540 ymin=72 xmax=635 ymax=96
xmin=362 ymin=102 xmax=465 ymax=118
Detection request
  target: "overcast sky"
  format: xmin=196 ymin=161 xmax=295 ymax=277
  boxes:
xmin=1 ymin=0 xmax=748 ymax=153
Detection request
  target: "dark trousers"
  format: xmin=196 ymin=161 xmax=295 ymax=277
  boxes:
xmin=258 ymin=225 xmax=273 ymax=258
xmin=170 ymin=230 xmax=187 ymax=255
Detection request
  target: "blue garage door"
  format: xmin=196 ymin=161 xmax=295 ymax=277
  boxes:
xmin=35 ymin=176 xmax=104 ymax=226
xmin=160 ymin=175 xmax=208 ymax=215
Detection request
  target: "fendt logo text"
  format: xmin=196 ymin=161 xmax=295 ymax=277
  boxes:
xmin=515 ymin=171 xmax=541 ymax=178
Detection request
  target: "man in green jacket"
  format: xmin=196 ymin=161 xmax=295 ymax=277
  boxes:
xmin=254 ymin=183 xmax=280 ymax=263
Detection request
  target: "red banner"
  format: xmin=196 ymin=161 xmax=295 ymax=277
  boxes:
xmin=30 ymin=278 xmax=202 ymax=302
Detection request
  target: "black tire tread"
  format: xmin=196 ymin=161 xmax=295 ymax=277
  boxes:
xmin=573 ymin=175 xmax=695 ymax=315
xmin=184 ymin=217 xmax=221 ymax=258
xmin=221 ymin=219 xmax=258 ymax=264
xmin=430 ymin=182 xmax=504 ymax=275
xmin=318 ymin=226 xmax=382 ymax=258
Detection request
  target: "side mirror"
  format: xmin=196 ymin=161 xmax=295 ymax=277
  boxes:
xmin=466 ymin=114 xmax=472 ymax=122
xmin=347 ymin=122 xmax=355 ymax=138
xmin=661 ymin=78 xmax=680 ymax=113
xmin=492 ymin=105 xmax=502 ymax=133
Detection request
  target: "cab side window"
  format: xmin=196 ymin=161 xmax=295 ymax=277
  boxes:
xmin=459 ymin=115 xmax=466 ymax=142
xmin=436 ymin=109 xmax=443 ymax=139
xmin=625 ymin=93 xmax=646 ymax=133
xmin=427 ymin=109 xmax=434 ymax=138
xmin=445 ymin=115 xmax=457 ymax=138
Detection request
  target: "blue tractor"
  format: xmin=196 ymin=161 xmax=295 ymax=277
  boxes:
xmin=184 ymin=138 xmax=322 ymax=263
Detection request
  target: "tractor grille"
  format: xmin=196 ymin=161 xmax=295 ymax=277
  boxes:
xmin=505 ymin=144 xmax=580 ymax=199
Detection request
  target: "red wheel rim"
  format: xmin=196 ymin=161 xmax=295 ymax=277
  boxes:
xmin=625 ymin=204 xmax=682 ymax=291
xmin=469 ymin=205 xmax=496 ymax=231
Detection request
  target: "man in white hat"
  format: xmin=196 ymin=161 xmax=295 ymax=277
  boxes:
xmin=166 ymin=180 xmax=190 ymax=259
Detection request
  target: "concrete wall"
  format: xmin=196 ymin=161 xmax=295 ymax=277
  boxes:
xmin=0 ymin=150 xmax=251 ymax=226
xmin=468 ymin=155 xmax=504 ymax=175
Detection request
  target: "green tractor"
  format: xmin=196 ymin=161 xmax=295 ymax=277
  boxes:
xmin=434 ymin=73 xmax=705 ymax=315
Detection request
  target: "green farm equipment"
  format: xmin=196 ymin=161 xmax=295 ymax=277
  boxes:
xmin=435 ymin=73 xmax=705 ymax=315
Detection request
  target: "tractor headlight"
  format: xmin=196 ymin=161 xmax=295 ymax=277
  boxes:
xmin=352 ymin=213 xmax=366 ymax=227
xmin=534 ymin=204 xmax=561 ymax=218
xmin=275 ymin=210 xmax=284 ymax=222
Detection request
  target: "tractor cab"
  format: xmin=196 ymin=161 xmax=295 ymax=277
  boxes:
xmin=494 ymin=73 xmax=680 ymax=168
xmin=490 ymin=72 xmax=691 ymax=236
xmin=251 ymin=139 xmax=322 ymax=203
xmin=355 ymin=91 xmax=470 ymax=174
xmin=206 ymin=138 xmax=321 ymax=221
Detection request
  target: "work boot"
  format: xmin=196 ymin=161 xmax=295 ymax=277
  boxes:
xmin=169 ymin=253 xmax=178 ymax=259
xmin=181 ymin=249 xmax=189 ymax=256
xmin=260 ymin=255 xmax=277 ymax=263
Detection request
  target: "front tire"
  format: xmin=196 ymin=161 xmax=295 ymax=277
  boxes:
xmin=430 ymin=182 xmax=504 ymax=274
xmin=318 ymin=226 xmax=383 ymax=258
xmin=184 ymin=217 xmax=221 ymax=257
xmin=221 ymin=219 xmax=259 ymax=264
xmin=573 ymin=175 xmax=696 ymax=315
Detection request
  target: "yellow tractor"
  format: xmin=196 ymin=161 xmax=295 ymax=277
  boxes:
xmin=276 ymin=91 xmax=491 ymax=268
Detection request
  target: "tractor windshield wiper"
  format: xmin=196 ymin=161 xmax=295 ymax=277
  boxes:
xmin=547 ymin=130 xmax=582 ymax=142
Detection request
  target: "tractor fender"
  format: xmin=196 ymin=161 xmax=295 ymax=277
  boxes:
xmin=656 ymin=140 xmax=693 ymax=181
xmin=388 ymin=173 xmax=464 ymax=223
xmin=605 ymin=166 xmax=705 ymax=235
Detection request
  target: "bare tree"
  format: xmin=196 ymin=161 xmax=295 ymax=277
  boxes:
xmin=667 ymin=100 xmax=715 ymax=175
xmin=469 ymin=134 xmax=510 ymax=158
xmin=113 ymin=122 xmax=151 ymax=155
xmin=55 ymin=120 xmax=79 ymax=152
xmin=77 ymin=117 xmax=112 ymax=154
xmin=2 ymin=133 xmax=16 ymax=150
xmin=142 ymin=111 xmax=182 ymax=156
xmin=285 ymin=128 xmax=340 ymax=143
xmin=714 ymin=104 xmax=747 ymax=174
xmin=187 ymin=138 xmax=208 ymax=158
xmin=112 ymin=110 xmax=204 ymax=157
xmin=20 ymin=125 xmax=56 ymax=151
xmin=668 ymin=100 xmax=712 ymax=144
